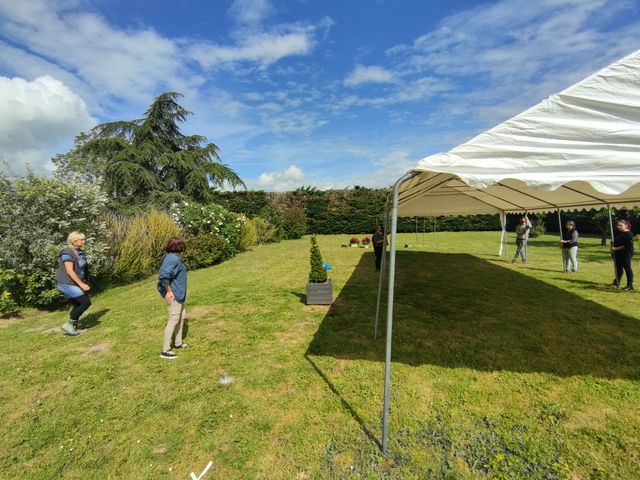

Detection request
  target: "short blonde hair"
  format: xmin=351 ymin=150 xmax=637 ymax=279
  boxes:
xmin=67 ymin=231 xmax=86 ymax=248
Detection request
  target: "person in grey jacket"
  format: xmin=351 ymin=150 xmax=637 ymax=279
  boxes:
xmin=55 ymin=231 xmax=91 ymax=336
xmin=560 ymin=220 xmax=579 ymax=272
xmin=511 ymin=215 xmax=532 ymax=264
xmin=157 ymin=237 xmax=188 ymax=359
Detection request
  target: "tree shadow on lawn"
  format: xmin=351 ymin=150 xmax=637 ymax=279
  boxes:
xmin=306 ymin=251 xmax=640 ymax=380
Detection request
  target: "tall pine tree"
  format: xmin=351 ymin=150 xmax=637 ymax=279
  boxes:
xmin=54 ymin=92 xmax=244 ymax=209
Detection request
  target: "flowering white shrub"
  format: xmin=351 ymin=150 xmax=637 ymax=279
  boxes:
xmin=170 ymin=201 xmax=244 ymax=268
xmin=0 ymin=171 xmax=109 ymax=309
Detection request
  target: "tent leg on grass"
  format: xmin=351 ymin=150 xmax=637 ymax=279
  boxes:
xmin=498 ymin=211 xmax=506 ymax=256
xmin=557 ymin=210 xmax=564 ymax=271
xmin=381 ymin=172 xmax=417 ymax=455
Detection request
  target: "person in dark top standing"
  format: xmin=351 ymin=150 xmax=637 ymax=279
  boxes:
xmin=611 ymin=220 xmax=635 ymax=291
xmin=157 ymin=237 xmax=188 ymax=359
xmin=560 ymin=220 xmax=579 ymax=273
xmin=511 ymin=215 xmax=532 ymax=264
xmin=55 ymin=231 xmax=91 ymax=336
xmin=372 ymin=224 xmax=385 ymax=271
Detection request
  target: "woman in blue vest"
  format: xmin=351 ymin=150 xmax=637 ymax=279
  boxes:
xmin=157 ymin=237 xmax=188 ymax=359
xmin=55 ymin=231 xmax=91 ymax=336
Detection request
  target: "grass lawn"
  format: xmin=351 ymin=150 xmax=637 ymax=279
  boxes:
xmin=1 ymin=232 xmax=639 ymax=479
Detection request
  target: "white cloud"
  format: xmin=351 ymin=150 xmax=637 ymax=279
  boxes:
xmin=189 ymin=0 xmax=323 ymax=70
xmin=333 ymin=76 xmax=450 ymax=110
xmin=0 ymin=1 xmax=186 ymax=104
xmin=344 ymin=65 xmax=395 ymax=86
xmin=228 ymin=0 xmax=274 ymax=28
xmin=391 ymin=0 xmax=640 ymax=83
xmin=189 ymin=31 xmax=313 ymax=69
xmin=381 ymin=0 xmax=640 ymax=131
xmin=0 ymin=75 xmax=95 ymax=173
xmin=254 ymin=164 xmax=307 ymax=191
xmin=260 ymin=109 xmax=328 ymax=135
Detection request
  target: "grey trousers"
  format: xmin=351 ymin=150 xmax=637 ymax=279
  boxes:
xmin=163 ymin=301 xmax=185 ymax=352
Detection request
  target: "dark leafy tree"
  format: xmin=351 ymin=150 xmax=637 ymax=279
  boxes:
xmin=54 ymin=92 xmax=244 ymax=209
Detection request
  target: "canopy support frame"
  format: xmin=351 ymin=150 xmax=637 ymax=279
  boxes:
xmin=381 ymin=172 xmax=418 ymax=455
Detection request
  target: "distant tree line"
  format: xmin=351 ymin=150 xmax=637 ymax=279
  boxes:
xmin=214 ymin=188 xmax=639 ymax=239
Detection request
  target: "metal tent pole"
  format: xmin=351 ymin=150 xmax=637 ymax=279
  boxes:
xmin=499 ymin=211 xmax=506 ymax=256
xmin=381 ymin=172 xmax=417 ymax=455
xmin=374 ymin=209 xmax=389 ymax=339
xmin=608 ymin=206 xmax=619 ymax=288
xmin=557 ymin=210 xmax=564 ymax=271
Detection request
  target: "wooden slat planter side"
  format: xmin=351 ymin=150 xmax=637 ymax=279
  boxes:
xmin=306 ymin=281 xmax=333 ymax=305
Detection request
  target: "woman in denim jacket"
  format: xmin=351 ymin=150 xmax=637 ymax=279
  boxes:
xmin=157 ymin=237 xmax=188 ymax=359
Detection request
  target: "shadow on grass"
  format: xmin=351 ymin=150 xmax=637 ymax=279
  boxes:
xmin=290 ymin=290 xmax=306 ymax=304
xmin=307 ymin=251 xmax=640 ymax=380
xmin=305 ymin=354 xmax=382 ymax=450
xmin=78 ymin=308 xmax=109 ymax=329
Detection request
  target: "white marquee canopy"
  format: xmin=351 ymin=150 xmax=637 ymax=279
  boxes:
xmin=379 ymin=49 xmax=640 ymax=454
xmin=397 ymin=49 xmax=640 ymax=217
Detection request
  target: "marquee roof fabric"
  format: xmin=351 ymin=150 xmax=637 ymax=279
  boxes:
xmin=398 ymin=49 xmax=640 ymax=216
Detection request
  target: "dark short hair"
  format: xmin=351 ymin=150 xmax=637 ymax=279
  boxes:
xmin=165 ymin=236 xmax=185 ymax=253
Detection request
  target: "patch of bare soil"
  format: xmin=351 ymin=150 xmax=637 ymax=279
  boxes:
xmin=82 ymin=342 xmax=112 ymax=354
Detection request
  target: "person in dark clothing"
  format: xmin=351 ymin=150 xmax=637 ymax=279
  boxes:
xmin=55 ymin=231 xmax=91 ymax=336
xmin=560 ymin=220 xmax=579 ymax=272
xmin=611 ymin=220 xmax=635 ymax=291
xmin=372 ymin=224 xmax=385 ymax=271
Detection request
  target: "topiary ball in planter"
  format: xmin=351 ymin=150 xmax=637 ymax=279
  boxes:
xmin=307 ymin=236 xmax=332 ymax=305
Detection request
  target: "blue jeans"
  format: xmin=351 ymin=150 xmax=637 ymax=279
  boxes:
xmin=57 ymin=282 xmax=84 ymax=298
xmin=562 ymin=246 xmax=578 ymax=272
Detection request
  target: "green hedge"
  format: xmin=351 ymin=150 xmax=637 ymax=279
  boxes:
xmin=215 ymin=187 xmax=502 ymax=235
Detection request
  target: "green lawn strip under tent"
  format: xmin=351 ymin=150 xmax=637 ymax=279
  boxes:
xmin=1 ymin=232 xmax=639 ymax=479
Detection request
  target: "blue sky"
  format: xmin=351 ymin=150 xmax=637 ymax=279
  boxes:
xmin=0 ymin=0 xmax=638 ymax=190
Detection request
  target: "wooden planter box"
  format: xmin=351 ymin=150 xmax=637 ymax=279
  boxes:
xmin=306 ymin=281 xmax=333 ymax=305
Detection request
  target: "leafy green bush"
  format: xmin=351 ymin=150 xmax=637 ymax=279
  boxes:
xmin=0 ymin=269 xmax=20 ymax=315
xmin=114 ymin=211 xmax=180 ymax=281
xmin=282 ymin=205 xmax=307 ymax=239
xmin=258 ymin=203 xmax=285 ymax=241
xmin=529 ymin=215 xmax=546 ymax=238
xmin=0 ymin=171 xmax=109 ymax=308
xmin=236 ymin=215 xmax=257 ymax=251
xmin=170 ymin=201 xmax=242 ymax=267
xmin=181 ymin=233 xmax=234 ymax=269
xmin=251 ymin=217 xmax=278 ymax=244
xmin=309 ymin=236 xmax=327 ymax=283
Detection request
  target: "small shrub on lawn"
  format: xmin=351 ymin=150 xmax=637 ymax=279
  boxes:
xmin=309 ymin=236 xmax=327 ymax=283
